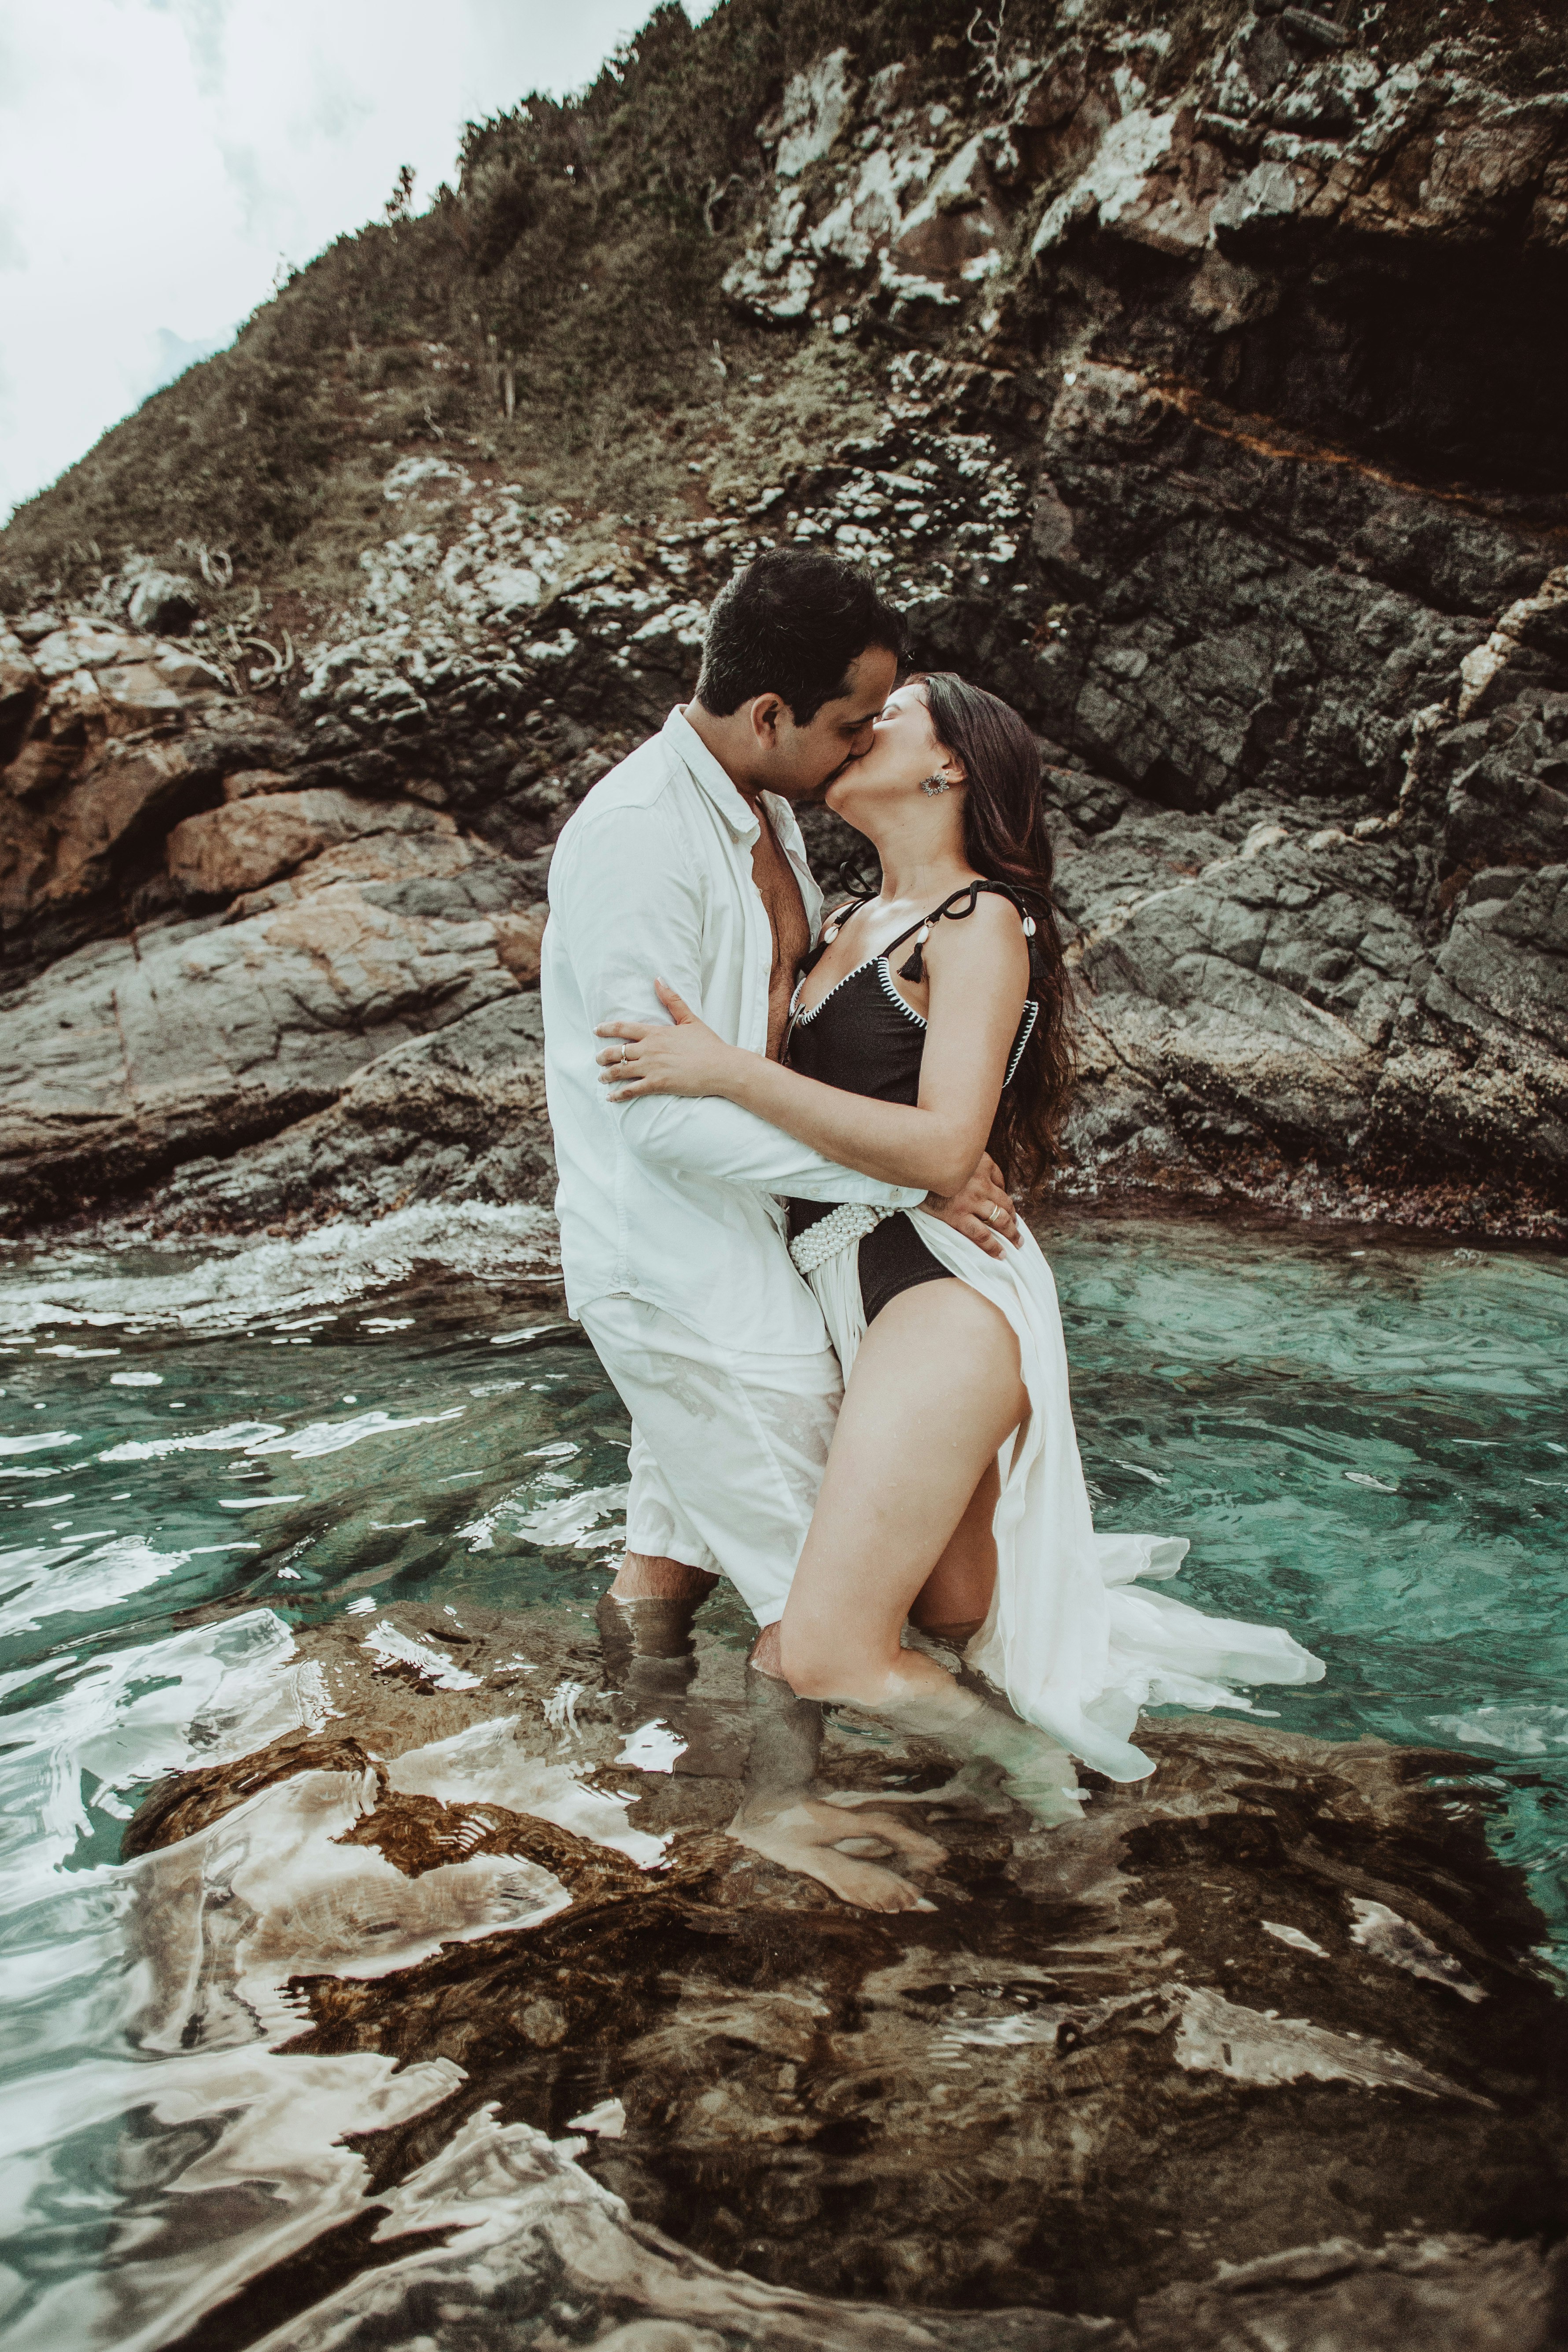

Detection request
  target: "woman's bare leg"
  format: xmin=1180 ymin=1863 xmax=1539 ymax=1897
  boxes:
xmin=778 ymin=1283 xmax=1026 ymax=1713
xmin=911 ymin=1456 xmax=1000 ymax=1644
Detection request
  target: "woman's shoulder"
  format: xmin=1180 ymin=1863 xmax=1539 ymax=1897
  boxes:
xmin=938 ymin=878 xmax=1032 ymax=948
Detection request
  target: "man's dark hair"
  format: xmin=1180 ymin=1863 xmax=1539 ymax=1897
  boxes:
xmin=695 ymin=548 xmax=906 ymax=727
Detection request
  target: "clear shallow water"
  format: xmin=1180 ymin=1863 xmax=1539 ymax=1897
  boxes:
xmin=1052 ymin=1214 xmax=1568 ymax=1950
xmin=1 ymin=1201 xmax=1565 ymax=2342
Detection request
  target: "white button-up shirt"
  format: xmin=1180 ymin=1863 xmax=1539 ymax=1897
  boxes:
xmin=542 ymin=706 xmax=922 ymax=1355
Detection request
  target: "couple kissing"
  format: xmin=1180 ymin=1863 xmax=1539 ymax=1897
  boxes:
xmin=541 ymin=547 xmax=1321 ymax=1888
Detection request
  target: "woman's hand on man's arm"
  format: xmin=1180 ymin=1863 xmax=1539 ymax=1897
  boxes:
xmin=596 ymin=978 xmax=749 ymax=1100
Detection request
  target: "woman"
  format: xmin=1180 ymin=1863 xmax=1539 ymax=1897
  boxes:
xmin=596 ymin=675 xmax=1321 ymax=1777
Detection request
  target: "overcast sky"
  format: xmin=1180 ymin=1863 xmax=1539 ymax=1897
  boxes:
xmin=0 ymin=0 xmax=718 ymax=523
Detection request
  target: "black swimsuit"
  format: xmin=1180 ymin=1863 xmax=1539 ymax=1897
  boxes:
xmin=783 ymin=883 xmax=1041 ymax=1327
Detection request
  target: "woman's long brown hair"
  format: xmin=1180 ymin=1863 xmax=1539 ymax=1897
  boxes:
xmin=918 ymin=671 xmax=1075 ymax=1196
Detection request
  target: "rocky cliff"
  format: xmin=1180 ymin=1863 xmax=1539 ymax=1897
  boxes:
xmin=3 ymin=0 xmax=1566 ymax=1241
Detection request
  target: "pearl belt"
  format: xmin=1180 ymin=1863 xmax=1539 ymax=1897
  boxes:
xmin=788 ymin=1202 xmax=896 ymax=1275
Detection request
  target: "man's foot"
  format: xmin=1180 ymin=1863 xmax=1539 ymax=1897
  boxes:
xmin=608 ymin=1551 xmax=717 ymax=1604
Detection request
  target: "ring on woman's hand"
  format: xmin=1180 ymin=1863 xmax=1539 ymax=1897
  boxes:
xmin=618 ymin=1043 xmax=630 ymax=1065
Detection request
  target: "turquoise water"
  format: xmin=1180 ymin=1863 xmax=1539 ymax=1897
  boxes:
xmin=1 ymin=1206 xmax=1564 ymax=1935
xmin=1054 ymin=1213 xmax=1568 ymax=1952
xmin=0 ymin=1200 xmax=1565 ymax=2342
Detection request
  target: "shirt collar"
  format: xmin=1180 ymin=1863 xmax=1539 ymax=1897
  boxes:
xmin=663 ymin=705 xmax=760 ymax=841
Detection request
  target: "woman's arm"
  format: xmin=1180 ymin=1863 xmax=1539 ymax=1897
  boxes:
xmin=596 ymin=894 xmax=1029 ymax=1197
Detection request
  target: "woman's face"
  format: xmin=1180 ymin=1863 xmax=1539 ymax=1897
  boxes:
xmin=824 ymin=682 xmax=959 ymax=822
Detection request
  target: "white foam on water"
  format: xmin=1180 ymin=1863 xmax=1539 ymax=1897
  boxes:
xmin=387 ymin=1716 xmax=668 ymax=1869
xmin=0 ymin=1610 xmax=332 ymax=1904
xmin=361 ymin=1620 xmax=482 ymax=1692
xmin=0 ymin=1432 xmax=81 ymax=1457
xmin=615 ymin=1718 xmax=688 ymax=1774
xmin=246 ymin=1407 xmax=464 ymax=1461
xmin=99 ymin=1421 xmax=285 ymax=1462
xmin=0 ymin=1534 xmax=188 ymax=1638
xmin=1430 ymin=1702 xmax=1568 ymax=1755
xmin=514 ymin=1481 xmax=630 ymax=1550
xmin=0 ymin=1200 xmax=560 ymax=1340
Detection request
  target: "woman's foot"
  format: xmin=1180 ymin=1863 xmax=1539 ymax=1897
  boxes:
xmin=731 ymin=1795 xmax=946 ymax=1913
xmin=788 ymin=1647 xmax=1085 ymax=1829
xmin=781 ymin=1636 xmax=971 ymax=1717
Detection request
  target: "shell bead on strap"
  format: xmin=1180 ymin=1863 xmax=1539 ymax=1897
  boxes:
xmin=898 ymin=923 xmax=933 ymax=983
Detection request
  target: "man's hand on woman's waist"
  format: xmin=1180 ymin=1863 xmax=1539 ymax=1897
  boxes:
xmin=924 ymin=1154 xmax=1021 ymax=1258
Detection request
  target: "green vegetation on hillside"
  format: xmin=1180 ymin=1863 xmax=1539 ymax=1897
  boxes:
xmin=3 ymin=0 xmax=1562 ymax=623
xmin=0 ymin=0 xmax=1008 ymax=617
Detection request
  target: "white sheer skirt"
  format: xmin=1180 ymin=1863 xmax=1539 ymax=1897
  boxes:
xmin=801 ymin=1210 xmax=1324 ymax=1783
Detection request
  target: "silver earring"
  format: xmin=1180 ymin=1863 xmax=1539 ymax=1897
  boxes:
xmin=920 ymin=771 xmax=951 ymax=797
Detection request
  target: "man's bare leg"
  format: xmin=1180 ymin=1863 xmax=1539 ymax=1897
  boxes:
xmin=750 ymin=1620 xmax=787 ymax=1679
xmin=609 ymin=1550 xmax=717 ymax=1604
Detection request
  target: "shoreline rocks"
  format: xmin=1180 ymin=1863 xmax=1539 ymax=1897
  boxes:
xmin=4 ymin=4 xmax=1568 ymax=1244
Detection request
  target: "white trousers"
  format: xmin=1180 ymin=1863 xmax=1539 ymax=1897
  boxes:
xmin=576 ymin=1293 xmax=842 ymax=1627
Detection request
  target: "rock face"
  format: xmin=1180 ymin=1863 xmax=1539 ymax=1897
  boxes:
xmin=104 ymin=1592 xmax=1568 ymax=2349
xmin=0 ymin=865 xmax=549 ymax=1226
xmin=1 ymin=1 xmax=1566 ymax=1238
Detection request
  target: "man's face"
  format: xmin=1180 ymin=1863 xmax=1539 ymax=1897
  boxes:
xmin=760 ymin=644 xmax=900 ymax=802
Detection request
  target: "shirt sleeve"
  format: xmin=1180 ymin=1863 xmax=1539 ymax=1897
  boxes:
xmin=552 ymin=798 xmax=924 ymax=1207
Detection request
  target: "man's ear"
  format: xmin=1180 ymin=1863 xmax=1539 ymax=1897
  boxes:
xmin=749 ymin=692 xmax=787 ymax=747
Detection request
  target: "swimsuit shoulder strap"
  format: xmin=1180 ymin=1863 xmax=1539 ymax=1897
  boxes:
xmin=800 ymin=892 xmax=873 ymax=975
xmin=891 ymin=879 xmax=1039 ymax=982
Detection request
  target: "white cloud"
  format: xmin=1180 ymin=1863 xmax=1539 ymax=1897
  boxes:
xmin=0 ymin=0 xmax=719 ymax=524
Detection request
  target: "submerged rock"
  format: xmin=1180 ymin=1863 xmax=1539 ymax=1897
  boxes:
xmin=106 ymin=1595 xmax=1568 ymax=2349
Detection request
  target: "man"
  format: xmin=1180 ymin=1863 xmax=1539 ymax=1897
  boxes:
xmin=542 ymin=548 xmax=1017 ymax=1652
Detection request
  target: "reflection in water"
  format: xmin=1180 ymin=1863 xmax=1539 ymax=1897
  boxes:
xmin=0 ymin=1206 xmax=1566 ymax=2347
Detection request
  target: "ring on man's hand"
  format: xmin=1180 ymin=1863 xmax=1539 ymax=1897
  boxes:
xmin=984 ymin=1202 xmax=1001 ymax=1225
